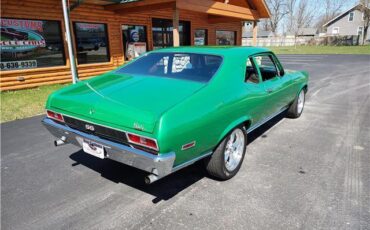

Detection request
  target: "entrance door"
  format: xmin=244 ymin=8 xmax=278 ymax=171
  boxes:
xmin=152 ymin=18 xmax=190 ymax=49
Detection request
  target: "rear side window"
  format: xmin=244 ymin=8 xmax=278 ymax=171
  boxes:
xmin=117 ymin=52 xmax=223 ymax=83
xmin=254 ymin=55 xmax=279 ymax=81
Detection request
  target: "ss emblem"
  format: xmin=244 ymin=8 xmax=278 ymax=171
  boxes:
xmin=85 ymin=124 xmax=95 ymax=131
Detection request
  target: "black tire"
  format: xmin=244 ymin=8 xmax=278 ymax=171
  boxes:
xmin=287 ymin=89 xmax=305 ymax=118
xmin=205 ymin=126 xmax=247 ymax=180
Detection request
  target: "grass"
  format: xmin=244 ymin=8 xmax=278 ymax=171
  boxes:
xmin=1 ymin=84 xmax=66 ymax=123
xmin=270 ymin=45 xmax=370 ymax=55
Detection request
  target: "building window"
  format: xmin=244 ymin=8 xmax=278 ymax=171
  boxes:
xmin=0 ymin=18 xmax=65 ymax=71
xmin=73 ymin=22 xmax=109 ymax=64
xmin=348 ymin=12 xmax=354 ymax=21
xmin=332 ymin=27 xmax=339 ymax=34
xmin=122 ymin=25 xmax=147 ymax=61
xmin=358 ymin=26 xmax=363 ymax=36
xmin=216 ymin=30 xmax=236 ymax=45
xmin=152 ymin=18 xmax=190 ymax=50
xmin=362 ymin=12 xmax=365 ymax=21
xmin=194 ymin=29 xmax=207 ymax=45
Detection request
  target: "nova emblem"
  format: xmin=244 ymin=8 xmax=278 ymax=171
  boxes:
xmin=85 ymin=124 xmax=95 ymax=131
xmin=133 ymin=122 xmax=144 ymax=131
xmin=89 ymin=109 xmax=95 ymax=115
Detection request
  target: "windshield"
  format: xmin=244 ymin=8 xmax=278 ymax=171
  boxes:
xmin=116 ymin=52 xmax=223 ymax=83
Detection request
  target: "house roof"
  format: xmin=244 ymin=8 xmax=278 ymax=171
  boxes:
xmin=323 ymin=3 xmax=369 ymax=27
xmin=77 ymin=0 xmax=271 ymax=20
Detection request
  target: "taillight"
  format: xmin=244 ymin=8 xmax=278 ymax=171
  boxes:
xmin=47 ymin=110 xmax=64 ymax=123
xmin=127 ymin=133 xmax=159 ymax=151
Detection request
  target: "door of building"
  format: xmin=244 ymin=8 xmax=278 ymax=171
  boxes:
xmin=152 ymin=18 xmax=190 ymax=49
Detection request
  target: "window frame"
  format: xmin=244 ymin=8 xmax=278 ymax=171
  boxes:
xmin=332 ymin=27 xmax=339 ymax=34
xmin=215 ymin=30 xmax=237 ymax=46
xmin=0 ymin=17 xmax=67 ymax=72
xmin=121 ymin=23 xmax=148 ymax=61
xmin=72 ymin=21 xmax=111 ymax=65
xmin=357 ymin=26 xmax=364 ymax=36
xmin=194 ymin=28 xmax=208 ymax=46
xmin=348 ymin=12 xmax=354 ymax=22
xmin=251 ymin=53 xmax=281 ymax=82
xmin=244 ymin=57 xmax=261 ymax=84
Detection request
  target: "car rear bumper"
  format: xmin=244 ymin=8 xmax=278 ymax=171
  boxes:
xmin=42 ymin=117 xmax=175 ymax=177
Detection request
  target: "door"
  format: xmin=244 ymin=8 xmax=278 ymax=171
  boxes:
xmin=152 ymin=18 xmax=190 ymax=49
xmin=252 ymin=54 xmax=286 ymax=116
xmin=243 ymin=57 xmax=269 ymax=125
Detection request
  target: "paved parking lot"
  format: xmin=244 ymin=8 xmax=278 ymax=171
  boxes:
xmin=1 ymin=54 xmax=370 ymax=230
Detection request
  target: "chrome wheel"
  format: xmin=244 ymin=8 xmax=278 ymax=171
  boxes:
xmin=224 ymin=129 xmax=245 ymax=171
xmin=297 ymin=90 xmax=305 ymax=114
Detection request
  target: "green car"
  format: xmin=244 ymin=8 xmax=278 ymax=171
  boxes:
xmin=43 ymin=46 xmax=308 ymax=184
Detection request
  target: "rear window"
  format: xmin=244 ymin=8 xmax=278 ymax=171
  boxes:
xmin=116 ymin=52 xmax=223 ymax=82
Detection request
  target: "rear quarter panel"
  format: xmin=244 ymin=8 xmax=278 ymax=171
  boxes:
xmin=156 ymin=54 xmax=255 ymax=166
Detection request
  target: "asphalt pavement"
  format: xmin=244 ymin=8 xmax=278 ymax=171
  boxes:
xmin=1 ymin=54 xmax=370 ymax=230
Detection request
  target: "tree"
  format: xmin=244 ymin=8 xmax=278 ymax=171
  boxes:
xmin=314 ymin=0 xmax=346 ymax=33
xmin=264 ymin=0 xmax=289 ymax=35
xmin=323 ymin=0 xmax=346 ymax=23
xmin=360 ymin=0 xmax=370 ymax=44
xmin=286 ymin=0 xmax=316 ymax=46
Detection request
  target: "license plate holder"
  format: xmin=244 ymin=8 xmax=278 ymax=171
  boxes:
xmin=82 ymin=139 xmax=105 ymax=159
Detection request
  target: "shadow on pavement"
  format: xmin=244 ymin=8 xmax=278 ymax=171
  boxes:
xmin=69 ymin=112 xmax=286 ymax=203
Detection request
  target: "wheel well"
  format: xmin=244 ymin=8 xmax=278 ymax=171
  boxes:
xmin=244 ymin=120 xmax=252 ymax=131
xmin=214 ymin=119 xmax=251 ymax=152
xmin=302 ymin=85 xmax=308 ymax=92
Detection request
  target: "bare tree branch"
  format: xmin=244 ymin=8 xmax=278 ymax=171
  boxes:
xmin=265 ymin=0 xmax=289 ymax=35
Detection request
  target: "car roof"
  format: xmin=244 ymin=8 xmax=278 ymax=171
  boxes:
xmin=150 ymin=46 xmax=271 ymax=56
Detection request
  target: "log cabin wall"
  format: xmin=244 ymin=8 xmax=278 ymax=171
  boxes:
xmin=0 ymin=0 xmax=242 ymax=91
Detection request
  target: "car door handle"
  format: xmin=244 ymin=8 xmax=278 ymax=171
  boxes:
xmin=266 ymin=88 xmax=274 ymax=93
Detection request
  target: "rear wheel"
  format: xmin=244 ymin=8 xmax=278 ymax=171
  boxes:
xmin=205 ymin=127 xmax=247 ymax=180
xmin=287 ymin=89 xmax=305 ymax=118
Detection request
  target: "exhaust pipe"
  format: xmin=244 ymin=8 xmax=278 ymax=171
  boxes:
xmin=145 ymin=174 xmax=159 ymax=184
xmin=54 ymin=136 xmax=67 ymax=146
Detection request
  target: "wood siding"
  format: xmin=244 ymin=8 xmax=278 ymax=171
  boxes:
xmin=0 ymin=0 xmax=243 ymax=91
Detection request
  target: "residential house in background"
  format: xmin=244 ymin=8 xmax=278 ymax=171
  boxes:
xmin=323 ymin=4 xmax=369 ymax=42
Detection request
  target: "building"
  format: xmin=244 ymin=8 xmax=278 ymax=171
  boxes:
xmin=323 ymin=3 xmax=369 ymax=41
xmin=0 ymin=0 xmax=270 ymax=91
xmin=296 ymin=28 xmax=318 ymax=38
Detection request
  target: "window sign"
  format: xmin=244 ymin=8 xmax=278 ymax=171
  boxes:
xmin=122 ymin=25 xmax=147 ymax=60
xmin=0 ymin=18 xmax=65 ymax=71
xmin=216 ymin=30 xmax=236 ymax=45
xmin=194 ymin=29 xmax=207 ymax=46
xmin=74 ymin=22 xmax=110 ymax=64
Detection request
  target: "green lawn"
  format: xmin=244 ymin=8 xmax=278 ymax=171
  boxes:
xmin=1 ymin=84 xmax=66 ymax=123
xmin=270 ymin=45 xmax=370 ymax=55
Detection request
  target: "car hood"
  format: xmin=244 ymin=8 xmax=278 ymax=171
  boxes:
xmin=49 ymin=73 xmax=205 ymax=133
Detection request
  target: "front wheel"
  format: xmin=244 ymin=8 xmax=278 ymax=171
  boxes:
xmin=205 ymin=127 xmax=247 ymax=180
xmin=287 ymin=89 xmax=305 ymax=118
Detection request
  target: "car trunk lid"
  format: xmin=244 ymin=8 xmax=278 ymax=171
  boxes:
xmin=51 ymin=73 xmax=205 ymax=133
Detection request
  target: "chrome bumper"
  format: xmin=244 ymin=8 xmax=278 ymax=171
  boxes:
xmin=42 ymin=118 xmax=175 ymax=178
